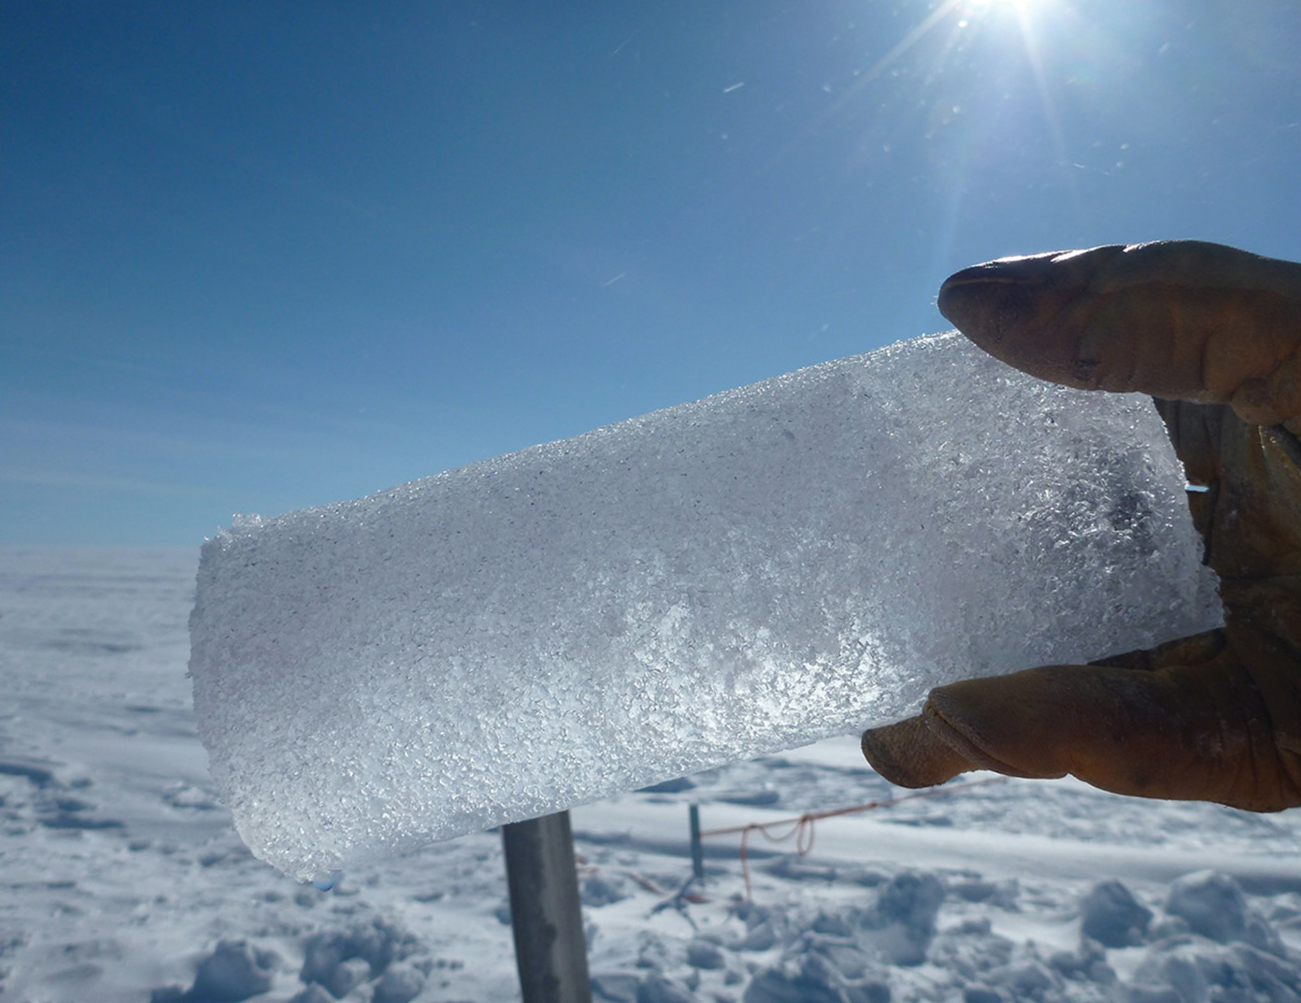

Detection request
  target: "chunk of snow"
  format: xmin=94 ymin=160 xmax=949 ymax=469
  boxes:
xmin=189 ymin=332 xmax=1221 ymax=881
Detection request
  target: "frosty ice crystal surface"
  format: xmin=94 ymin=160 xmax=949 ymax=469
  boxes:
xmin=189 ymin=332 xmax=1221 ymax=881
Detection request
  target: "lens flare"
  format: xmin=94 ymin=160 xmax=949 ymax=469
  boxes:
xmin=966 ymin=0 xmax=1042 ymax=10
xmin=817 ymin=0 xmax=1073 ymax=275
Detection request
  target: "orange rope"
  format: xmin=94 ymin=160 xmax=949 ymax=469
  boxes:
xmin=700 ymin=777 xmax=1004 ymax=899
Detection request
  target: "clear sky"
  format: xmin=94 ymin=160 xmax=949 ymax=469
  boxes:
xmin=4 ymin=0 xmax=1299 ymax=546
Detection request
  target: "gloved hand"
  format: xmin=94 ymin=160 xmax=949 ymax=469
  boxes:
xmin=861 ymin=240 xmax=1301 ymax=812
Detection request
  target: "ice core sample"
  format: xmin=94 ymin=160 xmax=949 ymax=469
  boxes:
xmin=189 ymin=332 xmax=1221 ymax=880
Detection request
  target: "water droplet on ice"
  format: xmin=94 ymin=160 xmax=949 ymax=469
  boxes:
xmin=312 ymin=871 xmax=341 ymax=892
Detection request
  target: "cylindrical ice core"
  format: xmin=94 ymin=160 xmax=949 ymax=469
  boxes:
xmin=189 ymin=333 xmax=1221 ymax=881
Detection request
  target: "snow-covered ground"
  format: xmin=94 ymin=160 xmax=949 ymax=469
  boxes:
xmin=2 ymin=546 xmax=1299 ymax=1003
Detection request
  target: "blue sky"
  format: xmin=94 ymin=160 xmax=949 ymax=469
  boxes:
xmin=4 ymin=0 xmax=1299 ymax=546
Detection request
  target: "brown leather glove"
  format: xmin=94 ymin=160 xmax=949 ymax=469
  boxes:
xmin=861 ymin=240 xmax=1301 ymax=811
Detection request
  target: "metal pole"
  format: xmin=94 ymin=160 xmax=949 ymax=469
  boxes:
xmin=501 ymin=810 xmax=593 ymax=1003
xmin=688 ymin=804 xmax=705 ymax=882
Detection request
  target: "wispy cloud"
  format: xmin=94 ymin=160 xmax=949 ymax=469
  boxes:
xmin=0 ymin=467 xmax=218 ymax=498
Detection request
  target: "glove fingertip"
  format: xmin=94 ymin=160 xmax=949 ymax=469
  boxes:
xmin=861 ymin=715 xmax=973 ymax=788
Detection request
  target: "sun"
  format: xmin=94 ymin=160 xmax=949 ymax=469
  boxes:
xmin=824 ymin=0 xmax=1073 ymax=220
xmin=844 ymin=0 xmax=1056 ymax=92
xmin=956 ymin=0 xmax=1052 ymax=23
xmin=966 ymin=0 xmax=1042 ymax=10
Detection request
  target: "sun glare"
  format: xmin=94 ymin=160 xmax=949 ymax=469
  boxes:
xmin=967 ymin=0 xmax=1041 ymax=10
xmin=846 ymin=0 xmax=1057 ymax=92
xmin=817 ymin=0 xmax=1073 ymax=265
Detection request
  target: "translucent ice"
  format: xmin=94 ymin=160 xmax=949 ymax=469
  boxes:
xmin=189 ymin=332 xmax=1221 ymax=881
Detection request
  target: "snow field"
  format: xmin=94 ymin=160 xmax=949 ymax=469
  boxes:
xmin=3 ymin=548 xmax=1299 ymax=1002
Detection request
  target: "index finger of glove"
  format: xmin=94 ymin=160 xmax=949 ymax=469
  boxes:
xmin=939 ymin=240 xmax=1301 ymax=429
